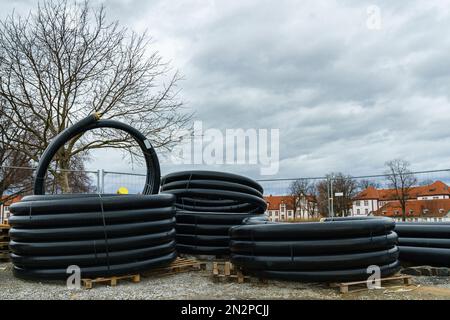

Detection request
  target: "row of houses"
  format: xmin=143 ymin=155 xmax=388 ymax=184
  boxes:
xmin=352 ymin=180 xmax=450 ymax=221
xmin=2 ymin=180 xmax=450 ymax=223
xmin=264 ymin=180 xmax=450 ymax=222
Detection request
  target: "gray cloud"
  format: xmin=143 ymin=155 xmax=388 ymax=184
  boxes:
xmin=3 ymin=0 xmax=450 ymax=181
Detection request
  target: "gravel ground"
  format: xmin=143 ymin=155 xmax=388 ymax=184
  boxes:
xmin=1 ymin=261 xmax=450 ymax=300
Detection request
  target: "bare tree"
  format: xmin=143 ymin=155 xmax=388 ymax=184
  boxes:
xmin=1 ymin=101 xmax=93 ymax=197
xmin=358 ymin=179 xmax=381 ymax=190
xmin=306 ymin=183 xmax=319 ymax=218
xmin=385 ymin=159 xmax=417 ymax=221
xmin=0 ymin=0 xmax=191 ymax=192
xmin=0 ymin=101 xmax=34 ymax=200
xmin=315 ymin=173 xmax=357 ymax=217
xmin=331 ymin=173 xmax=358 ymax=217
xmin=45 ymin=155 xmax=95 ymax=194
xmin=315 ymin=179 xmax=330 ymax=217
xmin=289 ymin=179 xmax=312 ymax=217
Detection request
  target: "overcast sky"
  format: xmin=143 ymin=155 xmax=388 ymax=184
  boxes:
xmin=3 ymin=0 xmax=450 ymax=182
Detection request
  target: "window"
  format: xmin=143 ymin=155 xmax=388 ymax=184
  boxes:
xmin=364 ymin=200 xmax=369 ymax=206
xmin=365 ymin=209 xmax=368 ymax=215
xmin=382 ymin=211 xmax=387 ymax=215
xmin=423 ymin=209 xmax=429 ymax=215
xmin=357 ymin=209 xmax=360 ymax=214
xmin=433 ymin=196 xmax=439 ymax=199
xmin=394 ymin=210 xmax=399 ymax=215
xmin=355 ymin=201 xmax=360 ymax=206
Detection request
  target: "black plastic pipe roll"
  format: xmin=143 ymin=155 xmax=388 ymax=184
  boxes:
xmin=395 ymin=222 xmax=450 ymax=267
xmin=161 ymin=171 xmax=267 ymax=255
xmin=230 ymin=216 xmax=400 ymax=282
xmin=33 ymin=114 xmax=160 ymax=195
xmin=9 ymin=114 xmax=177 ymax=280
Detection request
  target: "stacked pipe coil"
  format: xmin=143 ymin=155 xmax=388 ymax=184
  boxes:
xmin=230 ymin=216 xmax=401 ymax=282
xmin=396 ymin=222 xmax=450 ymax=267
xmin=9 ymin=114 xmax=177 ymax=280
xmin=161 ymin=171 xmax=267 ymax=255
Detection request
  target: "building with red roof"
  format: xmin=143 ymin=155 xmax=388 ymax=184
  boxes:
xmin=373 ymin=198 xmax=450 ymax=222
xmin=264 ymin=194 xmax=318 ymax=221
xmin=352 ymin=181 xmax=450 ymax=221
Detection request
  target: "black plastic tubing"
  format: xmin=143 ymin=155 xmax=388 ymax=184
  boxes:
xmin=395 ymin=246 xmax=450 ymax=267
xmin=230 ymin=216 xmax=400 ymax=282
xmin=161 ymin=170 xmax=267 ymax=255
xmin=231 ymin=217 xmax=395 ymax=240
xmin=395 ymin=222 xmax=450 ymax=267
xmin=161 ymin=171 xmax=266 ymax=213
xmin=34 ymin=113 xmax=160 ymax=195
xmin=8 ymin=114 xmax=177 ymax=280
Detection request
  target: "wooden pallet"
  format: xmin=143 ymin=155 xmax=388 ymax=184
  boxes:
xmin=0 ymin=242 xmax=9 ymax=249
xmin=81 ymin=274 xmax=140 ymax=289
xmin=212 ymin=261 xmax=250 ymax=283
xmin=330 ymin=274 xmax=413 ymax=294
xmin=142 ymin=257 xmax=207 ymax=277
xmin=0 ymin=252 xmax=10 ymax=261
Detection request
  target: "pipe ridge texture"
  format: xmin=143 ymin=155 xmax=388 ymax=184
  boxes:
xmin=9 ymin=114 xmax=176 ymax=280
xmin=395 ymin=222 xmax=450 ymax=267
xmin=229 ymin=216 xmax=400 ymax=282
xmin=161 ymin=170 xmax=267 ymax=255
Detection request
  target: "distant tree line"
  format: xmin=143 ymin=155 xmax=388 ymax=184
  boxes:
xmin=289 ymin=159 xmax=418 ymax=221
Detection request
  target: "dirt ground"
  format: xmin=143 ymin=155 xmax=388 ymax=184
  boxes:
xmin=1 ymin=261 xmax=450 ymax=300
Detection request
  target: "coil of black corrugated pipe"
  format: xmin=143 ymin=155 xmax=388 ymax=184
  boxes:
xmin=395 ymin=222 xmax=450 ymax=267
xmin=230 ymin=216 xmax=401 ymax=282
xmin=160 ymin=171 xmax=267 ymax=255
xmin=8 ymin=114 xmax=177 ymax=280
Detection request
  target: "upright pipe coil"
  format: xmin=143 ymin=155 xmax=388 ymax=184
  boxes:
xmin=395 ymin=222 xmax=450 ymax=267
xmin=33 ymin=113 xmax=160 ymax=195
xmin=9 ymin=114 xmax=176 ymax=280
xmin=161 ymin=171 xmax=267 ymax=255
xmin=230 ymin=216 xmax=400 ymax=282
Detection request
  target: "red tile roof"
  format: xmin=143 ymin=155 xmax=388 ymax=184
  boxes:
xmin=355 ymin=181 xmax=450 ymax=201
xmin=355 ymin=186 xmax=380 ymax=199
xmin=0 ymin=195 xmax=22 ymax=206
xmin=416 ymin=181 xmax=450 ymax=197
xmin=264 ymin=194 xmax=317 ymax=211
xmin=264 ymin=195 xmax=296 ymax=210
xmin=374 ymin=199 xmax=450 ymax=218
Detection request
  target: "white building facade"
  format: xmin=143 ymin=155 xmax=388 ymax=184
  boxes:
xmin=265 ymin=195 xmax=318 ymax=222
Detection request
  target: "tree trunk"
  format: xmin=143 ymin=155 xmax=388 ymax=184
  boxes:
xmin=57 ymin=157 xmax=72 ymax=193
